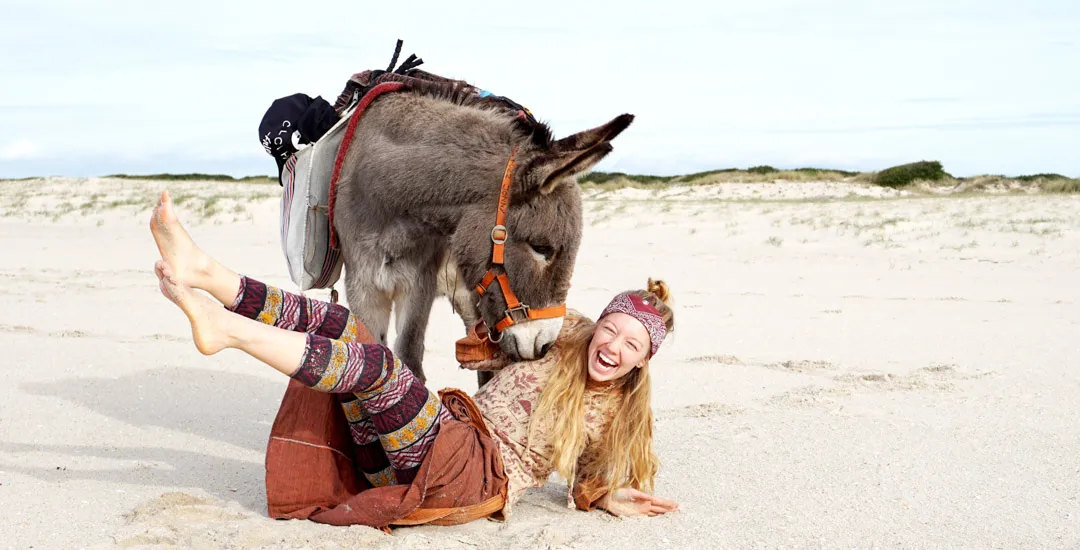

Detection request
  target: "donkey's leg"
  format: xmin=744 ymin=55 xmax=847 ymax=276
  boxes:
xmin=392 ymin=262 xmax=438 ymax=384
xmin=434 ymin=252 xmax=481 ymax=330
xmin=476 ymin=370 xmax=496 ymax=387
xmin=342 ymin=263 xmax=393 ymax=346
xmin=434 ymin=253 xmax=493 ymax=388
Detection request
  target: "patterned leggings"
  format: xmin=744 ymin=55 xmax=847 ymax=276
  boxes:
xmin=228 ymin=276 xmax=450 ymax=486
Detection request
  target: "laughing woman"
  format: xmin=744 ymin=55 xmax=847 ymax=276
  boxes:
xmin=148 ymin=190 xmax=678 ymax=530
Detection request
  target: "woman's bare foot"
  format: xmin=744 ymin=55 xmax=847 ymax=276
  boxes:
xmin=149 ymin=190 xmax=213 ymax=289
xmin=155 ymin=260 xmax=232 ymax=355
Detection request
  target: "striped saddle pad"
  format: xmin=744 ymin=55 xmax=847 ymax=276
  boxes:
xmin=278 ymin=107 xmax=351 ymax=292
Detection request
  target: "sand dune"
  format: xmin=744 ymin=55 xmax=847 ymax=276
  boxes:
xmin=1 ymin=177 xmax=1078 ymax=549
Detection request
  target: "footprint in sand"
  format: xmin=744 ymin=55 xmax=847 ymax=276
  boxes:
xmin=763 ymin=359 xmax=835 ymax=373
xmin=657 ymin=402 xmax=745 ymax=420
xmin=99 ymin=492 xmax=392 ymax=550
xmin=1 ymin=325 xmax=92 ymax=338
xmin=0 ymin=324 xmax=38 ymax=335
xmin=767 ymin=363 xmax=994 ymax=410
xmin=53 ymin=329 xmax=89 ymax=338
xmin=688 ymin=354 xmax=744 ymax=365
xmin=686 ymin=356 xmax=836 ymax=373
xmin=147 ymin=333 xmax=186 ymax=342
xmin=121 ymin=492 xmax=249 ymax=525
xmin=1 ymin=324 xmax=185 ymax=343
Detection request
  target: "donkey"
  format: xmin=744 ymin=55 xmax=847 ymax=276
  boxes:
xmin=331 ymin=81 xmax=633 ymax=383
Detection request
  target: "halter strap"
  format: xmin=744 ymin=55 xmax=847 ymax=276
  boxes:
xmin=474 ymin=147 xmax=567 ymax=339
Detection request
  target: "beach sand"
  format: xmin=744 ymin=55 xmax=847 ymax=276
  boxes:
xmin=1 ymin=177 xmax=1077 ymax=549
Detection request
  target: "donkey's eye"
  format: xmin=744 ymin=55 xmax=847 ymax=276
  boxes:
xmin=529 ymin=244 xmax=555 ymax=261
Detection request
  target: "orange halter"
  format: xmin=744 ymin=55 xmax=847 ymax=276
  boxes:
xmin=473 ymin=147 xmax=567 ymax=341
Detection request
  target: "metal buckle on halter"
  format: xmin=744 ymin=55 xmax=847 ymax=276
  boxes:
xmin=483 ymin=306 xmax=505 ymax=344
xmin=505 ymin=304 xmax=531 ymax=324
xmin=490 ymin=224 xmax=507 ymax=245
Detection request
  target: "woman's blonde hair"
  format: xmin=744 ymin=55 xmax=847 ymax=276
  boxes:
xmin=531 ymin=278 xmax=675 ymax=496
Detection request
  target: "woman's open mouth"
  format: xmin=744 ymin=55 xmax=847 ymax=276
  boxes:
xmin=595 ymin=350 xmax=618 ymax=373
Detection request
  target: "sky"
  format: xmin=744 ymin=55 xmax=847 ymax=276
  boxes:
xmin=1 ymin=0 xmax=1077 ymax=179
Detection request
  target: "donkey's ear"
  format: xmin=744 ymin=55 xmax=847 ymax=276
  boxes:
xmin=551 ymin=113 xmax=634 ymax=153
xmin=526 ymin=113 xmax=634 ymax=195
xmin=529 ymin=141 xmax=614 ymax=194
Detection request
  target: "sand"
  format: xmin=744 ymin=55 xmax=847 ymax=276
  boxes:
xmin=1 ymin=177 xmax=1077 ymax=549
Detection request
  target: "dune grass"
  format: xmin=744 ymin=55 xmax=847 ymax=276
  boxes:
xmin=577 ymin=163 xmax=1079 ymax=194
xmin=578 ymin=166 xmax=863 ymax=190
xmin=4 ymin=163 xmax=1076 ymax=195
xmin=104 ymin=173 xmax=278 ymax=185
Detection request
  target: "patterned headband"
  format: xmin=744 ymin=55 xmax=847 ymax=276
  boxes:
xmin=599 ymin=291 xmax=668 ymax=356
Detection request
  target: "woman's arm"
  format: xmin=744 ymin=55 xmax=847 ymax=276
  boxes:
xmin=574 ymin=471 xmax=680 ymax=517
xmin=573 ymin=440 xmax=679 ymax=517
xmin=597 ymin=488 xmax=680 ymax=517
xmin=570 ymin=441 xmax=615 ymax=511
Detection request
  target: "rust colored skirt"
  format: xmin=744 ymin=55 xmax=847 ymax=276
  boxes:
xmin=264 ymin=379 xmax=508 ymax=530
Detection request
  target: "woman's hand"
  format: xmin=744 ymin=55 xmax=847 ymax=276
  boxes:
xmin=600 ymin=488 xmax=680 ymax=517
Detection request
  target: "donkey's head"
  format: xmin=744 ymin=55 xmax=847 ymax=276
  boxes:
xmin=452 ymin=113 xmax=634 ymax=361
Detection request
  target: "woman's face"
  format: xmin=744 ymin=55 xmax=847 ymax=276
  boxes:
xmin=587 ymin=312 xmax=651 ymax=383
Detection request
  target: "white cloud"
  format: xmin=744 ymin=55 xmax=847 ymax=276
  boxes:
xmin=0 ymin=139 xmax=43 ymax=161
xmin=1 ymin=0 xmax=1078 ymax=178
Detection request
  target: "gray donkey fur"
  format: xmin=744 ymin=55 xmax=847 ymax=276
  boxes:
xmin=332 ymin=82 xmax=633 ymax=383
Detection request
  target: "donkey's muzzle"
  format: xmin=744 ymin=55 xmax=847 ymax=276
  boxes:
xmin=500 ymin=317 xmax=563 ymax=360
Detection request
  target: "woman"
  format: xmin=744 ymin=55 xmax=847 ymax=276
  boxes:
xmin=148 ymin=190 xmax=678 ymax=530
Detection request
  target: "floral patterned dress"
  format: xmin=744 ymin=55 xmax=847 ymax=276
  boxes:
xmin=465 ymin=312 xmax=624 ymax=516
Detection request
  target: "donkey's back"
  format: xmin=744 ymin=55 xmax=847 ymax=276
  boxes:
xmin=332 ymin=79 xmax=632 ymax=383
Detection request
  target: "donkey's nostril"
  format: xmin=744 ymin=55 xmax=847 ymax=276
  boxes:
xmin=506 ymin=336 xmax=521 ymax=359
xmin=539 ymin=342 xmax=553 ymax=356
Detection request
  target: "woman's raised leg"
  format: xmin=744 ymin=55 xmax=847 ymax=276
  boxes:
xmin=149 ymin=190 xmax=242 ymax=306
xmin=150 ymin=190 xmax=365 ymax=342
xmin=155 ymin=260 xmax=448 ymax=484
xmin=154 ymin=260 xmax=306 ymax=375
xmin=151 ymin=189 xmax=401 ymax=485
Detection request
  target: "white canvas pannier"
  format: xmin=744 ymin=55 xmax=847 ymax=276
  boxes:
xmin=278 ymin=105 xmax=355 ymax=293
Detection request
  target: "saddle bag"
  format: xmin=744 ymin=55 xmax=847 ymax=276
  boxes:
xmin=278 ymin=104 xmax=354 ymax=292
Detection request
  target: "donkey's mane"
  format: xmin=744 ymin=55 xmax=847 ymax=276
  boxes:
xmin=398 ymin=77 xmax=554 ymax=150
